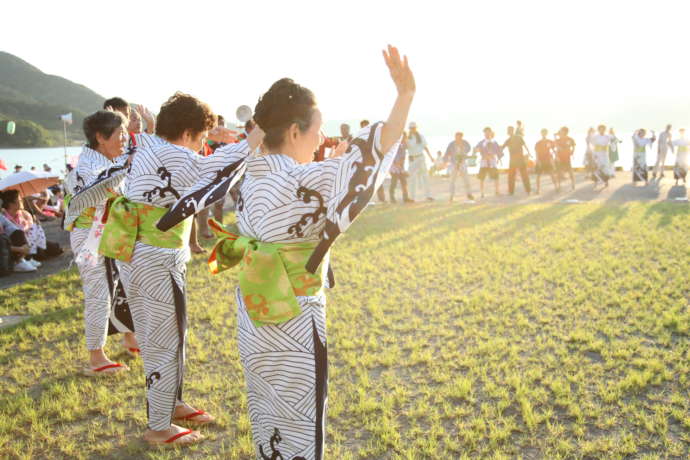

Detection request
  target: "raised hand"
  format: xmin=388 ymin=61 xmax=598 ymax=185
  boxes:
xmin=380 ymin=45 xmax=416 ymax=154
xmin=208 ymin=126 xmax=239 ymax=144
xmin=383 ymin=45 xmax=415 ymax=96
xmin=329 ymin=139 xmax=349 ymax=159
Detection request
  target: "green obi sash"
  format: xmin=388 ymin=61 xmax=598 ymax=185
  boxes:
xmin=98 ymin=196 xmax=193 ymax=262
xmin=678 ymin=145 xmax=689 ymax=153
xmin=593 ymin=144 xmax=608 ymax=153
xmin=634 ymin=144 xmax=646 ymax=153
xmin=208 ymin=219 xmax=326 ymax=327
xmin=64 ymin=194 xmax=96 ymax=231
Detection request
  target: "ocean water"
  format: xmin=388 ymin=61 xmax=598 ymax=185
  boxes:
xmin=0 ymin=132 xmax=679 ymax=180
xmin=0 ymin=146 xmax=82 ymax=179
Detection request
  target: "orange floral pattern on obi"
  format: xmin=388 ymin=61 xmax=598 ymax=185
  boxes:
xmin=207 ymin=218 xmax=327 ymax=327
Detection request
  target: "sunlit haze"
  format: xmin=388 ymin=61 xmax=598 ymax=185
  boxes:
xmin=3 ymin=0 xmax=690 ymax=136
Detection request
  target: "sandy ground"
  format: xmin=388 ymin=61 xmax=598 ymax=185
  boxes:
xmin=0 ymin=170 xmax=686 ymax=291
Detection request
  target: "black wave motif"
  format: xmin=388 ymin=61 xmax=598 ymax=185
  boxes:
xmin=305 ymin=122 xmax=383 ymax=274
xmin=287 ymin=187 xmax=327 ymax=238
xmin=142 ymin=166 xmax=181 ymax=202
xmin=156 ymin=158 xmax=246 ymax=231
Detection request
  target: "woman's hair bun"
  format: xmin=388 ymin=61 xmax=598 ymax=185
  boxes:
xmin=254 ymin=78 xmax=316 ymax=149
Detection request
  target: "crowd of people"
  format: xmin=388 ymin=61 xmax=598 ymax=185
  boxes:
xmin=0 ymin=186 xmax=64 ymax=275
xmin=2 ymin=40 xmax=689 ymax=459
xmin=318 ymin=121 xmax=687 ymax=204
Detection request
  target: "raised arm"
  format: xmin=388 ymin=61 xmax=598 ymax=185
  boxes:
xmin=380 ymin=45 xmax=416 ymax=155
xmin=155 ymin=127 xmax=264 ymax=231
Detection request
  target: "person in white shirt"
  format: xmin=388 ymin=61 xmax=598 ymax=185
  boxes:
xmin=406 ymin=122 xmax=435 ymax=201
xmin=589 ymin=124 xmax=615 ymax=188
xmin=632 ymin=129 xmax=656 ymax=185
xmin=652 ymin=124 xmax=673 ymax=180
xmin=672 ymin=128 xmax=689 ymax=185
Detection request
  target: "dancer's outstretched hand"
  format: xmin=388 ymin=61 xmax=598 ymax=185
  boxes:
xmin=383 ymin=45 xmax=415 ymax=97
xmin=329 ymin=139 xmax=349 ymax=159
xmin=380 ymin=45 xmax=415 ymax=154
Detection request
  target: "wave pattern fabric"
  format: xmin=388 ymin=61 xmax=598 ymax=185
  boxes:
xmin=230 ymin=123 xmax=398 ymax=459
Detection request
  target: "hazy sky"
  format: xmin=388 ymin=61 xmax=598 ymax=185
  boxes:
xmin=3 ymin=0 xmax=690 ymax=136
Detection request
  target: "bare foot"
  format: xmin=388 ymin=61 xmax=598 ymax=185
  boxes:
xmin=173 ymin=403 xmax=215 ymax=425
xmin=143 ymin=424 xmax=203 ymax=445
xmin=122 ymin=332 xmax=138 ymax=349
xmin=190 ymin=243 xmax=206 ymax=254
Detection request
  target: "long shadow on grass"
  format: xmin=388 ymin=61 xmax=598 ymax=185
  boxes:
xmin=486 ymin=203 xmax=574 ymax=243
xmin=642 ymin=200 xmax=688 ymax=228
xmin=577 ymin=186 xmax=639 ymax=230
xmin=355 ymin=204 xmax=522 ymax=253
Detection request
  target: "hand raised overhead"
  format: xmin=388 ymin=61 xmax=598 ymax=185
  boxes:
xmin=383 ymin=45 xmax=415 ymax=97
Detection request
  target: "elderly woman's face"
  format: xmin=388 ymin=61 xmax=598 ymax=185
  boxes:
xmin=98 ymin=125 xmax=127 ymax=160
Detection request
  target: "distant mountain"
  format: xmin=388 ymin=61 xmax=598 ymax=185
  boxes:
xmin=0 ymin=51 xmax=105 ymax=146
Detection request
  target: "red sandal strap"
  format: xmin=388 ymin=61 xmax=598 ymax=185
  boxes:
xmin=127 ymin=347 xmax=141 ymax=353
xmin=165 ymin=429 xmax=193 ymax=443
xmin=93 ymin=363 xmax=123 ymax=372
xmin=180 ymin=410 xmax=206 ymax=420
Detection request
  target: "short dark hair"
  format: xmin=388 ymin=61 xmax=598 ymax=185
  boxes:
xmin=0 ymin=189 xmax=20 ymax=209
xmin=217 ymin=115 xmax=225 ymax=126
xmin=83 ymin=110 xmax=127 ymax=149
xmin=103 ymin=97 xmax=129 ymax=112
xmin=156 ymin=92 xmax=216 ymax=141
xmin=254 ymin=78 xmax=316 ymax=150
xmin=360 ymin=119 xmax=370 ymax=128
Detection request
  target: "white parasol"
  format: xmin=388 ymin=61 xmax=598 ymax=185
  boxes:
xmin=0 ymin=171 xmax=59 ymax=196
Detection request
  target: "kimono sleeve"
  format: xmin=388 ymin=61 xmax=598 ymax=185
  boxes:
xmin=156 ymin=140 xmax=251 ymax=231
xmin=295 ymin=122 xmax=399 ymax=273
xmin=64 ymin=163 xmax=128 ymax=229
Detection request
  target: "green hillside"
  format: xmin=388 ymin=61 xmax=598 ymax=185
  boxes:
xmin=0 ymin=51 xmax=105 ymax=147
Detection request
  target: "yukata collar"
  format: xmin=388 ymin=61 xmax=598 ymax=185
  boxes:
xmin=247 ymin=153 xmax=299 ymax=177
xmin=81 ymin=145 xmax=114 ymax=163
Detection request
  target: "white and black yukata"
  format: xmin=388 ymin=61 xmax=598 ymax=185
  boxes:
xmin=672 ymin=137 xmax=689 ymax=182
xmin=67 ymin=133 xmax=250 ymax=430
xmin=161 ymin=123 xmax=398 ymax=459
xmin=632 ymin=134 xmax=654 ymax=183
xmin=589 ymin=134 xmax=615 ymax=184
xmin=65 ymin=146 xmax=132 ymax=350
xmin=118 ymin=136 xmax=251 ymax=431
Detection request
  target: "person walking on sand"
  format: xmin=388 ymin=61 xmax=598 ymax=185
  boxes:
xmin=445 ymin=131 xmax=475 ymax=202
xmin=474 ymin=127 xmax=501 ymax=198
xmin=632 ymin=129 xmax=655 ymax=185
xmin=589 ymin=124 xmax=615 ymax=188
xmin=535 ymin=128 xmax=559 ymax=193
xmin=609 ymin=127 xmax=622 ymax=167
xmin=652 ymin=124 xmax=673 ymax=180
xmin=554 ymin=127 xmax=576 ymax=191
xmin=502 ymin=126 xmax=532 ymax=195
xmin=672 ymin=128 xmax=689 ymax=185
xmin=389 ymin=132 xmax=413 ymax=203
xmin=407 ymin=121 xmax=435 ymax=201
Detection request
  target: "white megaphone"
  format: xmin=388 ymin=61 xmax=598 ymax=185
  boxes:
xmin=236 ymin=105 xmax=253 ymax=123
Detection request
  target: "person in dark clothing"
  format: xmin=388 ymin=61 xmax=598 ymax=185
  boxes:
xmin=389 ymin=132 xmax=412 ymax=203
xmin=534 ymin=128 xmax=559 ymax=193
xmin=502 ymin=126 xmax=532 ymax=195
